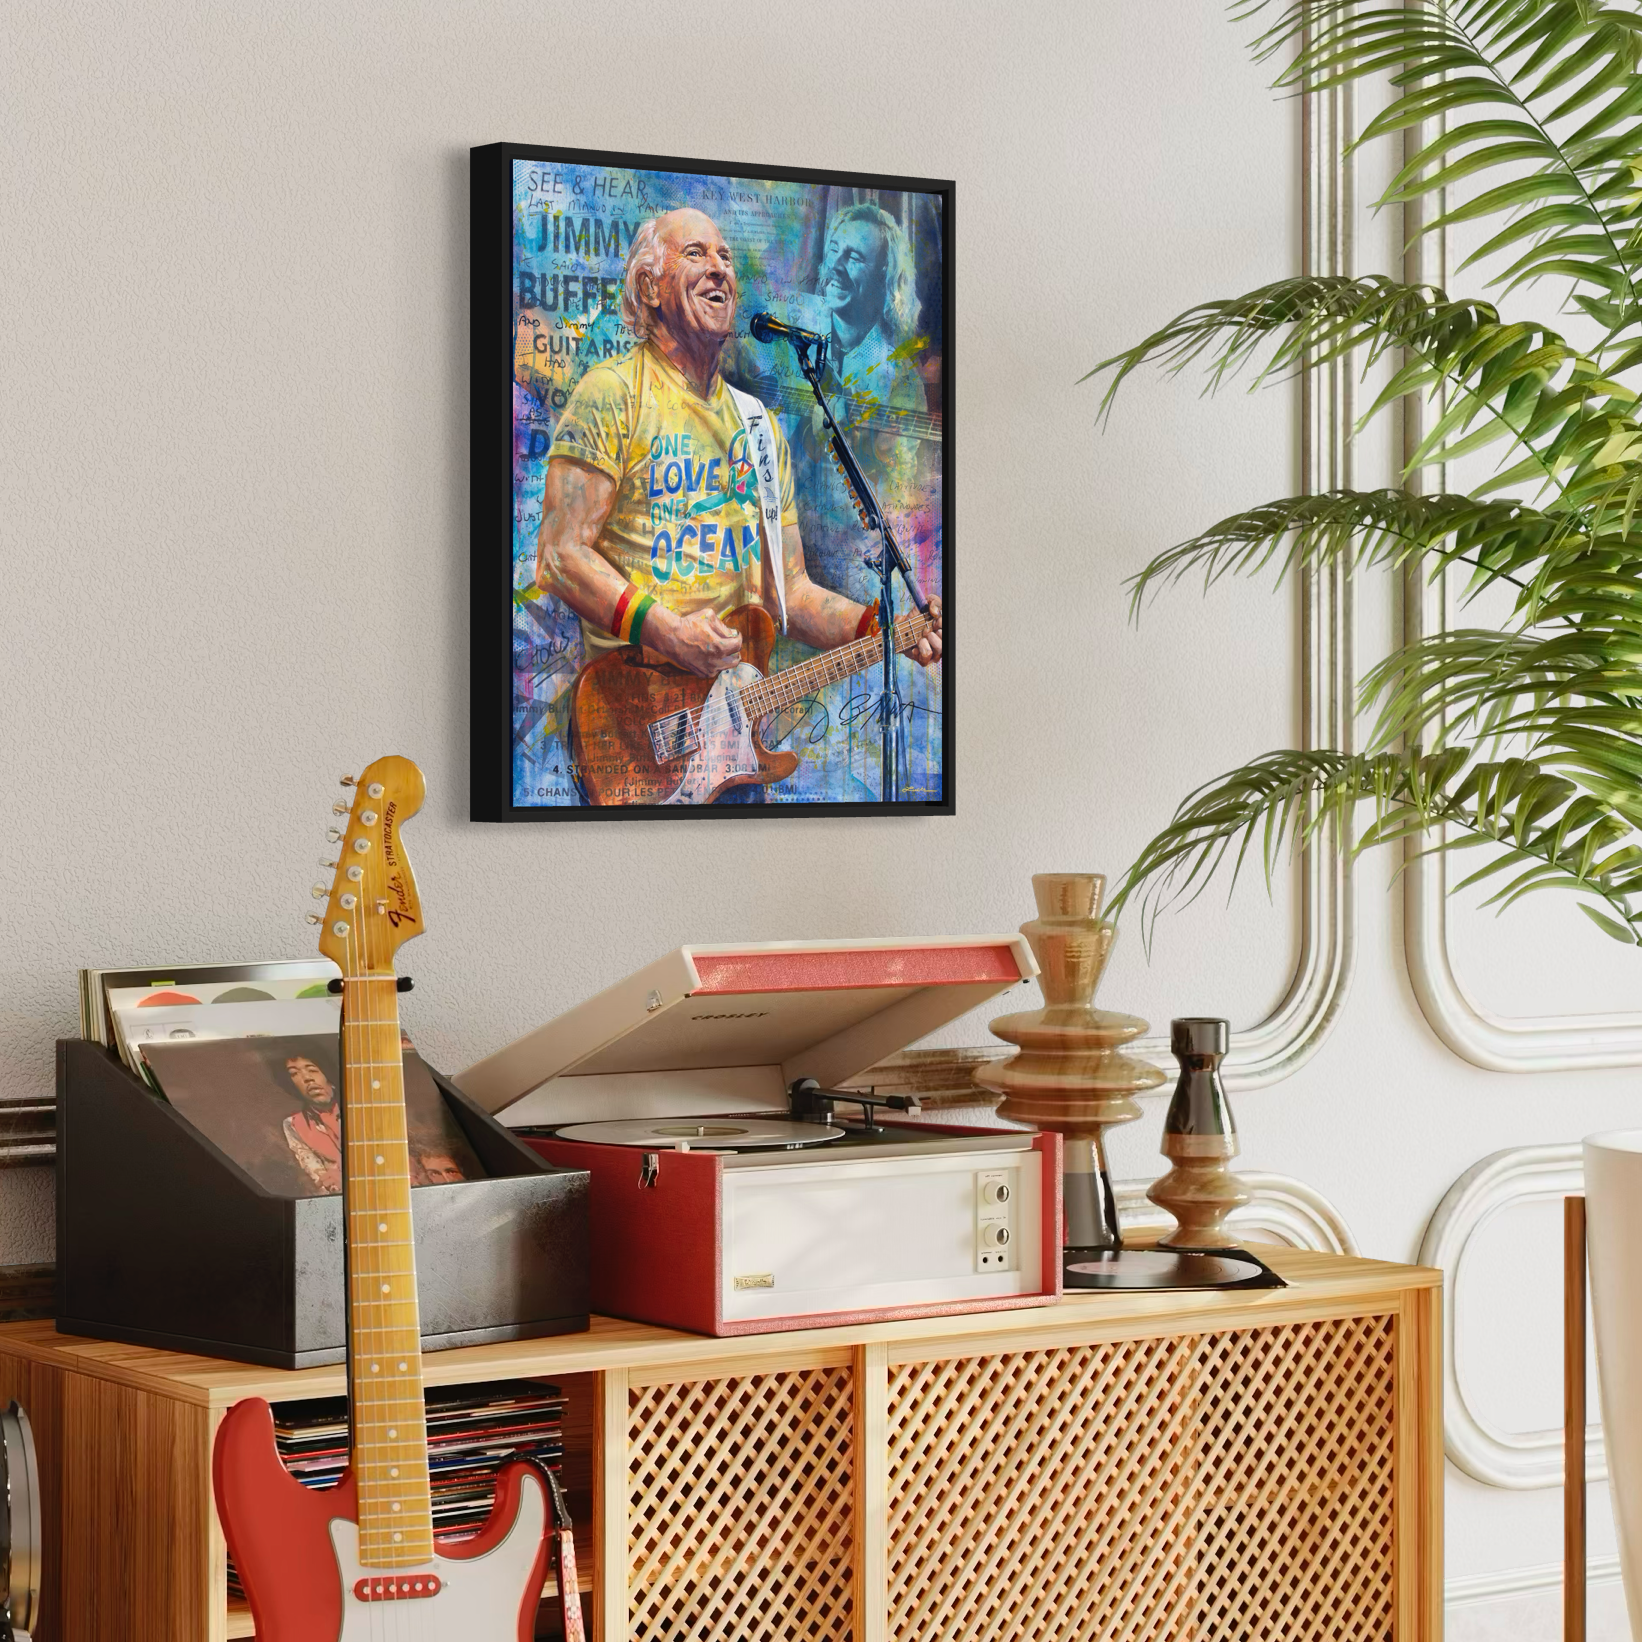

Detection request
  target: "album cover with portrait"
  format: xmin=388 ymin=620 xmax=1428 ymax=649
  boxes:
xmin=471 ymin=143 xmax=953 ymax=820
xmin=140 ymin=1033 xmax=484 ymax=1199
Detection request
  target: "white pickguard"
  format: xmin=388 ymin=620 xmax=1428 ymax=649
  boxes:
xmin=661 ymin=662 xmax=762 ymax=804
xmin=329 ymin=1468 xmax=547 ymax=1640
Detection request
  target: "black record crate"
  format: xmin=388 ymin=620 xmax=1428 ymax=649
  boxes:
xmin=55 ymin=1039 xmax=589 ymax=1368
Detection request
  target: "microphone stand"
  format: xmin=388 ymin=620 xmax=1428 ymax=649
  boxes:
xmin=778 ymin=333 xmax=930 ymax=804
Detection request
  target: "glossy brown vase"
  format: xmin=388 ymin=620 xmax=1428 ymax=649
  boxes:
xmin=1149 ymin=1016 xmax=1250 ymax=1249
xmin=974 ymin=873 xmax=1164 ymax=1258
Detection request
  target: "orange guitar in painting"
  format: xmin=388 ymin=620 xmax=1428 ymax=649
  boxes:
xmin=213 ymin=756 xmax=551 ymax=1640
xmin=570 ymin=603 xmax=936 ymax=806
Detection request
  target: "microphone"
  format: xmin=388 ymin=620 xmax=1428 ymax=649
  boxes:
xmin=749 ymin=312 xmax=826 ymax=351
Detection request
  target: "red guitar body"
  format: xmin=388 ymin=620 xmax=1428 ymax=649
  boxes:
xmin=214 ymin=1397 xmax=549 ymax=1641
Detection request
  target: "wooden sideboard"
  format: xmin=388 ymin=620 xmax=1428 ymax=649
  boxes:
xmin=0 ymin=1244 xmax=1441 ymax=1641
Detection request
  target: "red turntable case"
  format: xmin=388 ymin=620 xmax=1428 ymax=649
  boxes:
xmin=457 ymin=938 xmax=1063 ymax=1336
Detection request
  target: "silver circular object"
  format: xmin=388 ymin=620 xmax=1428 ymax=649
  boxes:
xmin=0 ymin=1402 xmax=39 ymax=1640
xmin=556 ymin=1117 xmax=844 ymax=1150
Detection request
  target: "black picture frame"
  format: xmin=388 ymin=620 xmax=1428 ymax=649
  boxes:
xmin=470 ymin=142 xmax=954 ymax=822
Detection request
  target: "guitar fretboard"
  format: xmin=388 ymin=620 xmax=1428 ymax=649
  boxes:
xmin=763 ymin=380 xmax=943 ymax=445
xmin=735 ymin=610 xmax=933 ymax=722
xmin=342 ymin=976 xmax=434 ymax=1568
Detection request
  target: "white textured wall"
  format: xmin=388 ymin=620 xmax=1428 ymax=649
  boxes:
xmin=3 ymin=2 xmax=1633 ymax=1633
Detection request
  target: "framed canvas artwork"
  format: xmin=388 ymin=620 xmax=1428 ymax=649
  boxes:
xmin=471 ymin=143 xmax=953 ymax=820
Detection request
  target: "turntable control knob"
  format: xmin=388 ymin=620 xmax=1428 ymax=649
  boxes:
xmin=980 ymin=1180 xmax=1011 ymax=1207
xmin=979 ymin=1224 xmax=1011 ymax=1249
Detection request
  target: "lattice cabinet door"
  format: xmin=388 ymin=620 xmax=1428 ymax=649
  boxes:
xmin=881 ymin=1315 xmax=1405 ymax=1642
xmin=596 ymin=1293 xmax=1437 ymax=1642
xmin=619 ymin=1361 xmax=858 ymax=1642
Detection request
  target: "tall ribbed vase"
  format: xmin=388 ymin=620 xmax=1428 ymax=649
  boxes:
xmin=973 ymin=873 xmax=1164 ymax=1265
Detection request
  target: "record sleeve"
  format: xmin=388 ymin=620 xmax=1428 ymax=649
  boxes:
xmin=140 ymin=1032 xmax=485 ymax=1197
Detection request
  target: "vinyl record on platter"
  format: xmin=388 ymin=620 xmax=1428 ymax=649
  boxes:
xmin=554 ymin=1116 xmax=844 ymax=1150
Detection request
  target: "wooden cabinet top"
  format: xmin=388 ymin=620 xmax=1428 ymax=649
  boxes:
xmin=0 ymin=1245 xmax=1436 ymax=1407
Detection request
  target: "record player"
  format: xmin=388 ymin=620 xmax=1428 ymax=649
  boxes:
xmin=457 ymin=938 xmax=1063 ymax=1336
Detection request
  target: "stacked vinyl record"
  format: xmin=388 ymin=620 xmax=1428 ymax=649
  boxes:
xmin=226 ymin=1379 xmax=565 ymax=1599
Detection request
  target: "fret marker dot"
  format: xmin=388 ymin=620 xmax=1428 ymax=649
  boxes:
xmin=375 ymin=1155 xmax=384 ymax=1165
xmin=397 ymin=1361 xmax=407 ymax=1372
xmin=392 ymin=1532 xmax=402 ymax=1543
xmin=380 ymin=1283 xmax=390 ymax=1294
xmin=390 ymin=1467 xmax=399 ymax=1478
xmin=372 ymin=1080 xmax=380 ymax=1089
xmin=370 ymin=1363 xmax=380 ymax=1373
xmin=378 ymin=1222 xmax=387 ymax=1233
xmin=387 ymin=1428 xmax=397 ymax=1439
xmin=391 ymin=1502 xmax=402 ymax=1513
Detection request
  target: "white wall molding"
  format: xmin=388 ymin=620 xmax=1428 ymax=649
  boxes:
xmin=1403 ymin=800 xmax=1642 ymax=1071
xmin=1131 ymin=49 xmax=1358 ymax=1093
xmin=1446 ymin=1554 xmax=1621 ymax=1609
xmin=1417 ymin=1144 xmax=1599 ymax=1488
xmin=1398 ymin=61 xmax=1642 ymax=1072
xmin=1401 ymin=580 xmax=1642 ymax=1070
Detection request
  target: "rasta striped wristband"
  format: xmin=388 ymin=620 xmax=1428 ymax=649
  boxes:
xmin=610 ymin=585 xmax=656 ymax=649
xmin=855 ymin=605 xmax=881 ymax=641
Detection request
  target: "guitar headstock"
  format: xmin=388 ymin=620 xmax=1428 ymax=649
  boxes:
xmin=313 ymin=755 xmax=427 ymax=977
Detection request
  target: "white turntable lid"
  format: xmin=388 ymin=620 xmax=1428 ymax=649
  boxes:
xmin=457 ymin=937 xmax=1036 ymax=1119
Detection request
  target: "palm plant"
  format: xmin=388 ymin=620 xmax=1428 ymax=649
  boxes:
xmin=1095 ymin=0 xmax=1642 ymax=950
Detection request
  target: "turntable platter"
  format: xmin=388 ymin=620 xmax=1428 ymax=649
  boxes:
xmin=555 ymin=1116 xmax=845 ymax=1150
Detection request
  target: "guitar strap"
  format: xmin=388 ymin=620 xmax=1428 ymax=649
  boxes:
xmin=726 ymin=385 xmax=787 ymax=634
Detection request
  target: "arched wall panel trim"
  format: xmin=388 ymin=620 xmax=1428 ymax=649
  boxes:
xmin=1129 ymin=47 xmax=1359 ymax=1094
xmin=1418 ymin=1144 xmax=1598 ymax=1489
xmin=1397 ymin=68 xmax=1642 ymax=1072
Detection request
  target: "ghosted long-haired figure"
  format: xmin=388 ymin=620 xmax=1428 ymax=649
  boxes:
xmin=818 ymin=203 xmax=922 ymax=372
xmin=790 ymin=202 xmax=934 ymax=609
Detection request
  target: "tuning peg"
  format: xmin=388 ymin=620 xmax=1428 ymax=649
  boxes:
xmin=320 ymin=862 xmax=338 ymax=874
xmin=306 ymin=913 xmax=324 ymax=925
xmin=311 ymin=884 xmax=329 ymax=899
xmin=332 ymin=802 xmax=350 ymax=816
xmin=339 ymin=775 xmax=357 ymax=788
xmin=326 ymin=827 xmax=344 ymax=843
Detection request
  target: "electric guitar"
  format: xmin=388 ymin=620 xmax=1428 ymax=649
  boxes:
xmin=570 ymin=602 xmax=936 ymax=806
xmin=213 ymin=756 xmax=550 ymax=1640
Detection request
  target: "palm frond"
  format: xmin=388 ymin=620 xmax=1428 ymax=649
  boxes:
xmin=1085 ymin=274 xmax=1642 ymax=500
xmin=1098 ymin=5 xmax=1642 ymax=962
xmin=1234 ymin=1 xmax=1642 ymax=331
xmin=1089 ymin=275 xmax=1509 ymax=411
xmin=1361 ymin=628 xmax=1547 ymax=750
xmin=1124 ymin=489 xmax=1578 ymax=613
xmin=1107 ymin=746 xmax=1642 ymax=948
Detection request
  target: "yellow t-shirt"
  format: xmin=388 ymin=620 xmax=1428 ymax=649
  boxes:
xmin=548 ymin=342 xmax=798 ymax=654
